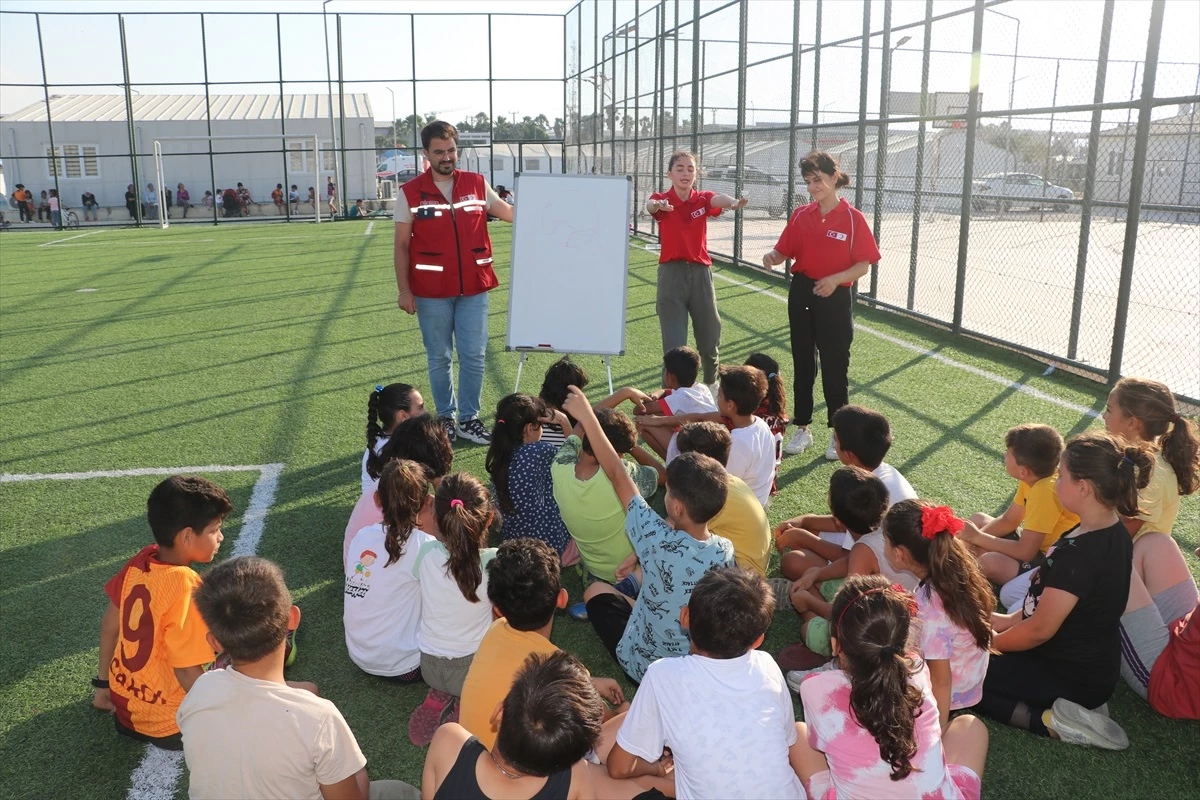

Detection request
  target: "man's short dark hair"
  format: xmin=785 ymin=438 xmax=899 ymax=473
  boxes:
xmin=147 ymin=475 xmax=233 ymax=548
xmin=831 ymin=405 xmax=893 ymax=469
xmin=666 ymin=452 xmax=728 ymax=524
xmin=1005 ymin=423 xmax=1064 ymax=479
xmin=674 ymin=421 xmax=732 ymax=467
xmin=718 ymin=365 xmax=768 ymax=416
xmin=193 ymin=556 xmax=291 ymax=663
xmin=581 ymin=407 xmax=637 ymax=456
xmin=421 ymin=121 xmax=459 ymax=149
xmin=380 ymin=414 xmax=454 ymax=479
xmin=663 ymin=346 xmax=701 ymax=387
xmin=487 ymin=538 xmax=561 ymax=631
xmin=687 ymin=567 xmax=775 ymax=658
xmin=497 ymin=651 xmax=604 ymax=777
xmin=828 ymin=466 xmax=889 ymax=535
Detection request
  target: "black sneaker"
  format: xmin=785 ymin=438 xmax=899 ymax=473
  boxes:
xmin=457 ymin=417 xmax=491 ymax=444
xmin=439 ymin=416 xmax=457 ymax=443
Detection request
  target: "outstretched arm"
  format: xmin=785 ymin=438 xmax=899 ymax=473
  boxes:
xmin=711 ymin=193 xmax=749 ymax=210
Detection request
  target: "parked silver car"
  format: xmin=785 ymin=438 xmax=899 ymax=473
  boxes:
xmin=971 ymin=172 xmax=1075 ymax=211
xmin=703 ymin=165 xmax=789 ymax=218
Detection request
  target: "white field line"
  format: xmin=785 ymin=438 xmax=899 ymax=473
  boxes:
xmin=39 ymin=239 xmax=216 ymax=248
xmin=364 ymin=220 xmax=375 ymax=236
xmin=39 ymin=230 xmax=105 ymax=246
xmin=0 ymin=462 xmax=285 ymax=799
xmin=707 ymin=266 xmax=1101 ymax=419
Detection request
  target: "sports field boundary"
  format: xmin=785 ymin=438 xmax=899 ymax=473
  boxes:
xmin=0 ymin=462 xmax=284 ymax=799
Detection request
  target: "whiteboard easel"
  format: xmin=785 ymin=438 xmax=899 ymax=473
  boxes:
xmin=506 ymin=174 xmax=632 ymax=394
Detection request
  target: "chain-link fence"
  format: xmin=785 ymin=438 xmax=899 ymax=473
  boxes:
xmin=566 ymin=0 xmax=1200 ymax=402
xmin=0 ymin=8 xmax=565 ymax=227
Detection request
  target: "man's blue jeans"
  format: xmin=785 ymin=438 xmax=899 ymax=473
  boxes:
xmin=414 ymin=291 xmax=489 ymax=422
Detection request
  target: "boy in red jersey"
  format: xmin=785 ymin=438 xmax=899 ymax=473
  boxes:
xmin=91 ymin=475 xmax=231 ymax=750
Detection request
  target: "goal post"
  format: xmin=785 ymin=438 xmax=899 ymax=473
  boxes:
xmin=151 ymin=134 xmax=323 ymax=229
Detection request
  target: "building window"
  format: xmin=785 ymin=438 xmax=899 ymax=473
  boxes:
xmin=1107 ymin=152 xmax=1119 ymax=176
xmin=286 ymin=141 xmax=337 ymax=172
xmin=492 ymin=157 xmax=507 ymax=171
xmin=524 ymin=157 xmax=542 ymax=172
xmin=46 ymin=144 xmax=99 ymax=179
xmin=321 ymin=141 xmax=336 ymax=171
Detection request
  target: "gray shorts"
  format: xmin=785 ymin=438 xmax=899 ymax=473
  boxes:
xmin=1119 ymin=579 xmax=1199 ymax=699
xmin=420 ymin=651 xmax=474 ymax=697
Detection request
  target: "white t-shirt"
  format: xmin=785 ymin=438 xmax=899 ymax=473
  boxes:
xmin=344 ymin=523 xmax=433 ymax=676
xmin=178 ymin=668 xmax=367 ymax=800
xmin=413 ymin=539 xmax=497 ymax=658
xmin=616 ymin=650 xmax=803 ymax=800
xmin=727 ymin=417 xmax=776 ymax=507
xmin=48 ymin=196 xmax=59 ymax=211
xmin=393 ymin=176 xmax=506 ymax=224
xmin=822 ymin=460 xmax=920 ymax=551
xmin=663 ymin=384 xmax=719 ymax=463
xmin=361 ymin=435 xmax=389 ymax=495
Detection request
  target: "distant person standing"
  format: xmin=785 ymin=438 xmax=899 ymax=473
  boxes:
xmin=326 ymin=176 xmax=337 ymax=217
xmin=393 ymin=120 xmax=513 ymax=445
xmin=48 ymin=189 xmax=61 ymax=229
xmin=288 ymin=184 xmax=299 ymax=214
xmin=13 ymin=184 xmax=32 ymax=223
xmin=38 ymin=190 xmax=51 ymax=222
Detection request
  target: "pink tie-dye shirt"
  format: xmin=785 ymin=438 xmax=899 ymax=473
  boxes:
xmin=800 ymin=661 xmax=967 ymax=799
xmin=915 ymin=583 xmax=989 ymax=709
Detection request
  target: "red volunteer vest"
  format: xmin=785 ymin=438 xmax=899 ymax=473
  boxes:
xmin=402 ymin=169 xmax=496 ymax=298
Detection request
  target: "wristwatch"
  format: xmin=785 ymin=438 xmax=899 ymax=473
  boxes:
xmin=91 ymin=677 xmax=109 ymax=689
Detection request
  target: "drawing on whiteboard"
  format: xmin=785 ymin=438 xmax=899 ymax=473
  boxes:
xmin=542 ymin=203 xmax=597 ymax=249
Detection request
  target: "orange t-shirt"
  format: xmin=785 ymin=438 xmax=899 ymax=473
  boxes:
xmin=104 ymin=545 xmax=215 ymax=738
xmin=459 ymin=619 xmax=560 ymax=750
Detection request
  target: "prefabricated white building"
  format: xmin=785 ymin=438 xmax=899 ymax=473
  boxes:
xmin=0 ymin=93 xmax=375 ymax=209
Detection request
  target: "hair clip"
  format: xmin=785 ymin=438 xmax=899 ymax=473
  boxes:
xmin=449 ymin=498 xmax=464 ymax=508
xmin=1121 ymin=455 xmax=1134 ymax=466
xmin=375 ymin=384 xmax=384 ymax=392
xmin=767 ymin=372 xmax=777 ymax=379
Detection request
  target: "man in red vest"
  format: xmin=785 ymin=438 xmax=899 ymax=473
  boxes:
xmin=394 ymin=121 xmax=513 ymax=444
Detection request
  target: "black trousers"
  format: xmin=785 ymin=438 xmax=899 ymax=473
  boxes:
xmin=975 ymin=650 xmax=1115 ymax=737
xmin=788 ymin=274 xmax=853 ymax=427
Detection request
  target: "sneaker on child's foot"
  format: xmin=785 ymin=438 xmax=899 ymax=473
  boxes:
xmin=439 ymin=416 xmax=457 ymax=444
xmin=457 ymin=417 xmax=491 ymax=444
xmin=786 ymin=661 xmax=837 ymax=694
xmin=1047 ymin=699 xmax=1129 ymax=750
xmin=767 ymin=578 xmax=793 ymax=612
xmin=824 ymin=439 xmax=839 ymax=461
xmin=784 ymin=427 xmax=813 ymax=455
xmin=409 ymin=689 xmax=456 ymax=747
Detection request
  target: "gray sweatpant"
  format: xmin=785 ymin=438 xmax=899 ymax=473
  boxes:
xmin=656 ymin=261 xmax=722 ymax=384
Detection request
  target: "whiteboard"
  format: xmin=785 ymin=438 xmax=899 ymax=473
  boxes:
xmin=506 ymin=174 xmax=631 ymax=356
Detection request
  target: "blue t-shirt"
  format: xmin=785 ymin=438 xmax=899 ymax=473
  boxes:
xmin=496 ymin=441 xmax=571 ymax=555
xmin=616 ymin=495 xmax=734 ymax=682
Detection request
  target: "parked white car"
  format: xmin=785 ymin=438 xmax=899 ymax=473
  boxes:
xmin=703 ymin=164 xmax=789 ymax=218
xmin=971 ymin=172 xmax=1074 ymax=211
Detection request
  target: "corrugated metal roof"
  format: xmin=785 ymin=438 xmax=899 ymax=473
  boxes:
xmin=2 ymin=93 xmax=372 ymax=123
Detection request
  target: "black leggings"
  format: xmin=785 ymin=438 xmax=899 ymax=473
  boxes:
xmin=975 ymin=651 xmax=1115 ymax=737
xmin=788 ymin=274 xmax=853 ymax=427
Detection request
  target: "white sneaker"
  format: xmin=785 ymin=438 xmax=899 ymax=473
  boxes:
xmin=1047 ymin=698 xmax=1129 ymax=750
xmin=824 ymin=439 xmax=839 ymax=460
xmin=786 ymin=661 xmax=836 ymax=694
xmin=784 ymin=427 xmax=812 ymax=455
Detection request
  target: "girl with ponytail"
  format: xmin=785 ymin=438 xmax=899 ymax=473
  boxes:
xmin=343 ymin=459 xmax=434 ymax=683
xmin=793 ymin=574 xmax=989 ymax=799
xmin=884 ymin=500 xmax=995 ymax=729
xmin=978 ymin=431 xmax=1152 ymax=750
xmin=409 ymin=472 xmax=498 ymax=746
xmin=363 ymin=383 xmax=425 ymax=492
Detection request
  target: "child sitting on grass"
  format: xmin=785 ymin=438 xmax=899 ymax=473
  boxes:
xmin=793 ymin=575 xmax=989 ymax=800
xmin=362 ymin=383 xmax=425 ymax=493
xmin=344 ymin=460 xmax=435 ymax=683
xmin=959 ymin=424 xmax=1079 ymax=605
xmin=410 ymin=473 xmax=499 ymax=747
xmin=563 ymin=386 xmax=734 ymax=683
xmin=181 ymin=556 xmax=418 ymax=799
xmin=608 ymin=567 xmax=805 ymax=798
xmin=538 ymin=356 xmax=590 ymax=449
xmin=674 ymin=421 xmax=771 ymax=576
xmin=459 ymin=537 xmax=627 ymax=751
xmin=344 ymin=414 xmax=453 ymax=568
xmin=93 ymin=475 xmax=231 ymax=751
xmin=745 ymin=352 xmax=789 ymax=495
xmin=618 ymin=346 xmax=716 ymax=460
xmin=487 ymin=393 xmax=575 ymax=561
xmin=883 ymin=500 xmax=996 ymax=729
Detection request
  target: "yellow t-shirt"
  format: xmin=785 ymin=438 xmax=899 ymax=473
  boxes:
xmin=1014 ymin=475 xmax=1080 ymax=554
xmin=707 ymin=474 xmax=771 ymax=576
xmin=459 ymin=619 xmax=559 ymax=750
xmin=1135 ymin=450 xmax=1181 ymax=539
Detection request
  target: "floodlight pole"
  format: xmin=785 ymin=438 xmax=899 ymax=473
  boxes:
xmin=323 ymin=0 xmax=340 ymax=218
xmin=986 ymin=7 xmax=1020 ymax=172
xmin=386 ymin=87 xmax=398 ymax=159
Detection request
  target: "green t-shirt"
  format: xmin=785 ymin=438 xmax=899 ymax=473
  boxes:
xmin=550 ymin=436 xmax=659 ymax=583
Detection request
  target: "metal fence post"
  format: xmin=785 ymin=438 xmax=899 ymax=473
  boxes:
xmin=632 ymin=0 xmax=641 ymax=230
xmin=871 ymin=0 xmax=893 ymax=299
xmin=410 ymin=15 xmax=419 ymax=153
xmin=1108 ymin=0 xmax=1165 ymax=384
xmin=1038 ymin=58 xmax=1060 ymax=224
xmin=278 ymin=14 xmax=291 ymax=222
xmin=489 ymin=14 xmax=495 ymax=186
xmin=691 ymin=0 xmax=700 ymax=153
xmin=907 ymin=0 xmax=933 ymax=310
xmin=853 ymin=2 xmax=871 ymax=212
xmin=1175 ymin=67 xmax=1199 ymax=221
xmin=118 ymin=14 xmax=143 ymax=227
xmin=811 ymin=0 xmax=822 ymax=152
xmin=35 ymin=15 xmax=63 ymax=230
xmin=785 ymin=0 xmax=801 ymax=220
xmin=952 ymin=0 xmax=986 ymax=333
xmin=733 ymin=0 xmax=748 ymax=263
xmin=337 ymin=13 xmax=348 ymax=217
xmin=1068 ymin=0 xmax=1114 ymax=360
xmin=200 ymin=14 xmax=218 ymax=225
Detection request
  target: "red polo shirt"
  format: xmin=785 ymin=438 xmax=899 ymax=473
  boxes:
xmin=650 ymin=188 xmax=722 ymax=266
xmin=773 ymin=198 xmax=880 ymax=283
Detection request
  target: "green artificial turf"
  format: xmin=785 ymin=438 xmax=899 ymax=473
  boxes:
xmin=1 ymin=221 xmax=1196 ymax=799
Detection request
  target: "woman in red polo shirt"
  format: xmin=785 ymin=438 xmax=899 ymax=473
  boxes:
xmin=647 ymin=151 xmax=748 ymax=388
xmin=761 ymin=151 xmax=880 ymax=461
